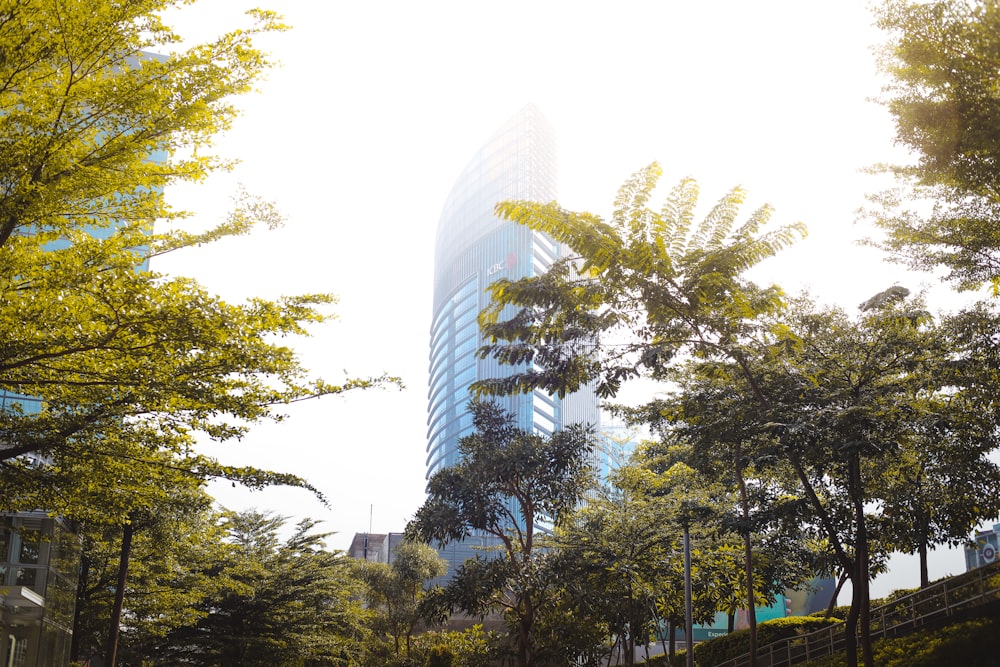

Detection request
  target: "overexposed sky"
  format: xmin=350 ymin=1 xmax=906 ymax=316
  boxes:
xmin=155 ymin=0 xmax=976 ymax=596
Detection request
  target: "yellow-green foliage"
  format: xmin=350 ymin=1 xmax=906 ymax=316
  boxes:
xmin=809 ymin=607 xmax=849 ymax=621
xmin=425 ymin=645 xmax=455 ymax=667
xmin=641 ymin=650 xmax=687 ymax=667
xmin=0 ymin=0 xmax=404 ymax=523
xmin=415 ymin=626 xmax=498 ymax=667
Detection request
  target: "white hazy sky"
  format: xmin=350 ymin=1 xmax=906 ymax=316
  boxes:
xmin=154 ymin=1 xmax=984 ymax=597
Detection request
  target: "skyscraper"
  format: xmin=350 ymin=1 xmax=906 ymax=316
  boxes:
xmin=426 ymin=104 xmax=599 ymax=482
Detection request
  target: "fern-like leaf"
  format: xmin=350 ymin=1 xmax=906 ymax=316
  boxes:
xmin=661 ymin=177 xmax=700 ymax=259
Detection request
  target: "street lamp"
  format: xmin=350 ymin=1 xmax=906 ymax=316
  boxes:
xmin=683 ymin=521 xmax=694 ymax=667
xmin=679 ymin=500 xmax=714 ymax=667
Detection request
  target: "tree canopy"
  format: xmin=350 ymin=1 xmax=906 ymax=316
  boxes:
xmin=0 ymin=0 xmax=397 ymax=521
xmin=355 ymin=540 xmax=448 ymax=663
xmin=150 ymin=510 xmax=367 ymax=667
xmin=869 ymin=0 xmax=1000 ymax=291
xmin=473 ymin=163 xmax=804 ymax=664
xmin=475 ymin=162 xmax=804 ymax=402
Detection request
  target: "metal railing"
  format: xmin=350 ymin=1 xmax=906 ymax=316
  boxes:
xmin=711 ymin=560 xmax=1000 ymax=667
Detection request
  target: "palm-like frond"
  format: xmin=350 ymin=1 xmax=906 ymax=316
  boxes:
xmin=485 ymin=164 xmax=807 ymax=399
xmin=494 ymin=201 xmax=620 ymax=273
xmin=696 ymin=186 xmax=747 ymax=250
xmin=660 ymin=176 xmax=700 ymax=259
xmin=613 ymin=162 xmax=662 ymax=239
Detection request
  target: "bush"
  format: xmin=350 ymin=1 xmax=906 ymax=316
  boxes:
xmin=415 ymin=625 xmax=499 ymax=667
xmin=425 ymin=644 xmax=455 ymax=667
xmin=642 ymin=650 xmax=686 ymax=666
xmin=809 ymin=606 xmax=848 ymax=620
xmin=693 ymin=616 xmax=841 ymax=667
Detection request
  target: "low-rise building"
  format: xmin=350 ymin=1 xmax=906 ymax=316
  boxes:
xmin=965 ymin=523 xmax=1000 ymax=571
xmin=0 ymin=513 xmax=79 ymax=667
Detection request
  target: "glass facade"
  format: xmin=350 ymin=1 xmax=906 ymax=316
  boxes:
xmin=427 ymin=104 xmax=600 ymax=482
xmin=0 ymin=514 xmax=79 ymax=667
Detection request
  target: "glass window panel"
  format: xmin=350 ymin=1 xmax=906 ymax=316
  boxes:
xmin=16 ymin=567 xmax=36 ymax=587
xmin=18 ymin=541 xmax=38 ymax=565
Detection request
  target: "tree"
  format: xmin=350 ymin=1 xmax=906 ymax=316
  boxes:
xmin=0 ymin=0 xmax=397 ymax=520
xmin=155 ymin=510 xmax=367 ymax=666
xmin=612 ymin=440 xmax=807 ymax=659
xmin=474 ymin=163 xmax=805 ymax=663
xmin=407 ymin=400 xmax=596 ymax=667
xmin=356 ymin=540 xmax=447 ymax=664
xmin=868 ymin=0 xmax=1000 ymax=290
xmin=70 ymin=488 xmax=226 ymax=665
xmin=554 ymin=487 xmax=670 ymax=666
xmin=475 ymin=163 xmax=804 ymax=402
xmin=632 ymin=359 xmax=820 ymax=627
xmin=877 ymin=303 xmax=1000 ymax=586
xmin=732 ymin=293 xmax=1000 ymax=667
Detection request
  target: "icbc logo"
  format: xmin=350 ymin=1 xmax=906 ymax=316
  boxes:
xmin=487 ymin=253 xmax=518 ymax=275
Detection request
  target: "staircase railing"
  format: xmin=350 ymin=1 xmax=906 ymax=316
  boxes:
xmin=711 ymin=560 xmax=1000 ymax=667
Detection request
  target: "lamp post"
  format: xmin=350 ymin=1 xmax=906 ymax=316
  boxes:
xmin=678 ymin=499 xmax=714 ymax=667
xmin=683 ymin=521 xmax=694 ymax=667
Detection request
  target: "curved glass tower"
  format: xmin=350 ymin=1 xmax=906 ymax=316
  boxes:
xmin=427 ymin=104 xmax=598 ymax=481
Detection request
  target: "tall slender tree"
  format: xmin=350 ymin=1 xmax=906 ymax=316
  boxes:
xmin=733 ymin=293 xmax=1000 ymax=667
xmin=356 ymin=541 xmax=447 ymax=662
xmin=475 ymin=163 xmax=805 ymax=664
xmin=408 ymin=401 xmax=595 ymax=667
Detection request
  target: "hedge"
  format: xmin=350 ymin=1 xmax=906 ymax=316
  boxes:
xmin=692 ymin=616 xmax=842 ymax=667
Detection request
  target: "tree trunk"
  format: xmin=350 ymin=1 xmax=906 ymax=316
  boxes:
xmin=844 ymin=584 xmax=860 ymax=667
xmin=918 ymin=540 xmax=929 ymax=588
xmin=625 ymin=621 xmax=635 ymax=666
xmin=826 ymin=571 xmax=848 ymax=618
xmin=849 ymin=454 xmax=875 ymax=667
xmin=668 ymin=620 xmax=676 ymax=658
xmin=106 ymin=520 xmax=135 ymax=667
xmin=789 ymin=454 xmax=861 ymax=665
xmin=516 ymin=594 xmax=534 ymax=667
xmin=657 ymin=610 xmax=669 ymax=659
xmin=857 ymin=527 xmax=874 ymax=667
xmin=70 ymin=551 xmax=91 ymax=663
xmin=683 ymin=525 xmax=694 ymax=667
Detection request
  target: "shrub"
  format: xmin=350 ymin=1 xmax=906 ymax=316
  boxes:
xmin=426 ymin=644 xmax=455 ymax=667
xmin=809 ymin=606 xmax=849 ymax=620
xmin=415 ymin=625 xmax=499 ymax=667
xmin=640 ymin=649 xmax=686 ymax=666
